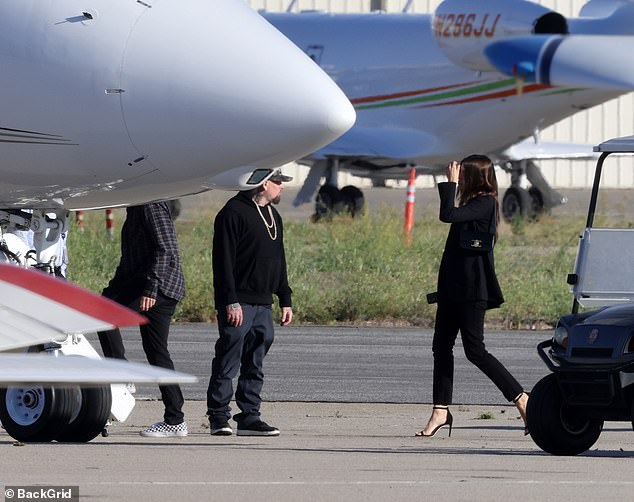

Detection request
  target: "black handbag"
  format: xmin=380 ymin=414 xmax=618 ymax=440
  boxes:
xmin=459 ymin=206 xmax=496 ymax=253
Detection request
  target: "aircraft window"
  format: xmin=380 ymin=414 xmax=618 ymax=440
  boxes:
xmin=305 ymin=45 xmax=324 ymax=64
xmin=246 ymin=169 xmax=272 ymax=185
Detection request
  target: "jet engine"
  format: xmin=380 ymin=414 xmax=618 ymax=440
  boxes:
xmin=432 ymin=0 xmax=568 ymax=72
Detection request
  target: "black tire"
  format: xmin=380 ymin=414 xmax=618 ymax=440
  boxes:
xmin=528 ymin=187 xmax=550 ymax=219
xmin=56 ymin=386 xmax=112 ymax=443
xmin=0 ymin=386 xmax=74 ymax=442
xmin=314 ymin=185 xmax=343 ymax=221
xmin=340 ymin=185 xmax=365 ymax=217
xmin=502 ymin=187 xmax=533 ymax=222
xmin=527 ymin=374 xmax=603 ymax=455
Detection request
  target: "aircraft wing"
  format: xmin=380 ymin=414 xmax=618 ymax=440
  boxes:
xmin=500 ymin=138 xmax=599 ymax=161
xmin=0 ymin=354 xmax=197 ymax=385
xmin=312 ymin=126 xmax=443 ymax=160
xmin=0 ymin=264 xmax=197 ymax=385
xmin=0 ymin=263 xmax=146 ymax=351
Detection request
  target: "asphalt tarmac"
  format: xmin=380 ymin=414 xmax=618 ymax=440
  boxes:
xmin=2 ymin=326 xmax=632 ymax=502
xmin=4 ymin=187 xmax=634 ymax=501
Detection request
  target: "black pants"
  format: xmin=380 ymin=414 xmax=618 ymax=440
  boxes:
xmin=206 ymin=304 xmax=274 ymax=426
xmin=97 ymin=292 xmax=185 ymax=425
xmin=432 ymin=301 xmax=523 ymax=405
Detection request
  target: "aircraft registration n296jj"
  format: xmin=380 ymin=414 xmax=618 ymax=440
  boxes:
xmin=263 ymin=0 xmax=634 ymax=221
xmin=0 ymin=0 xmax=355 ymax=211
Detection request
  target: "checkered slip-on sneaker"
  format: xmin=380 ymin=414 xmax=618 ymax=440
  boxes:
xmin=140 ymin=421 xmax=188 ymax=438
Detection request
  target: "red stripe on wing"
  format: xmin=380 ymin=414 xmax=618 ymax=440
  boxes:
xmin=0 ymin=264 xmax=147 ymax=327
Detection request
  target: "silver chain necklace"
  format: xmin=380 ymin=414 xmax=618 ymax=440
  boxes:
xmin=254 ymin=202 xmax=277 ymax=240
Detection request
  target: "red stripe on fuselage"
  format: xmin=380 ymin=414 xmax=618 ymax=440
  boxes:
xmin=350 ymin=80 xmax=481 ymax=104
xmin=415 ymin=83 xmax=551 ymax=108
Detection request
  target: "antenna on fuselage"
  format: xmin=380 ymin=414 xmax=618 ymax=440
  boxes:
xmin=402 ymin=0 xmax=414 ymax=13
xmin=286 ymin=0 xmax=298 ymax=12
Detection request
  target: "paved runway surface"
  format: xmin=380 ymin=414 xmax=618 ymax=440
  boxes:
xmin=4 ymin=187 xmax=634 ymax=500
xmin=2 ymin=401 xmax=632 ymax=502
xmin=2 ymin=326 xmax=632 ymax=502
xmin=84 ymin=325 xmax=547 ymax=405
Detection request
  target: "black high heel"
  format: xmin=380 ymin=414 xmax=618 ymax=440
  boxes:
xmin=514 ymin=392 xmax=530 ymax=436
xmin=416 ymin=406 xmax=453 ymax=437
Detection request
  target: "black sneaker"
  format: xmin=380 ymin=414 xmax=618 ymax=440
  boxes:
xmin=210 ymin=420 xmax=233 ymax=436
xmin=236 ymin=420 xmax=280 ymax=437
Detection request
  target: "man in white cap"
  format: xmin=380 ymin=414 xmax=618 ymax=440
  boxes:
xmin=207 ymin=169 xmax=293 ymax=436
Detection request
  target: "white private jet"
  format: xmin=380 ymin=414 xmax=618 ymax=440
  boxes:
xmin=0 ymin=0 xmax=354 ymax=442
xmin=262 ymin=0 xmax=634 ymax=220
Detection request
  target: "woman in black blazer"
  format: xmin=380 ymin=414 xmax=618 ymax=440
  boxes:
xmin=416 ymin=155 xmax=528 ymax=437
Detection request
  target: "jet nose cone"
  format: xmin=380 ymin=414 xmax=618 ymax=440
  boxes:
xmin=121 ymin=0 xmax=354 ymax=176
xmin=327 ymin=96 xmax=357 ymax=137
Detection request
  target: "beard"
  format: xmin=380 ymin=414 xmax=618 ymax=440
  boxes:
xmin=271 ymin=194 xmax=281 ymax=205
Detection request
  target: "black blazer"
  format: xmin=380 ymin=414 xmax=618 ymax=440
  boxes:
xmin=436 ymin=182 xmax=504 ymax=309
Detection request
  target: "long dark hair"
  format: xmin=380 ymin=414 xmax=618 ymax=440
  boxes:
xmin=458 ymin=154 xmax=499 ymax=225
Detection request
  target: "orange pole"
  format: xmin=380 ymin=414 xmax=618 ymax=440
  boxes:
xmin=105 ymin=209 xmax=114 ymax=240
xmin=75 ymin=210 xmax=84 ymax=232
xmin=404 ymin=167 xmax=416 ymax=245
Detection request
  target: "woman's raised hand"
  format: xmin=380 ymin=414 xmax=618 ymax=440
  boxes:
xmin=447 ymin=161 xmax=460 ymax=183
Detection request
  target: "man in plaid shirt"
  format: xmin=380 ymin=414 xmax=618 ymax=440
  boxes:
xmin=98 ymin=202 xmax=187 ymax=438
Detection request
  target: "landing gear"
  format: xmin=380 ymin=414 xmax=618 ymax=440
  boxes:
xmin=0 ymin=384 xmax=113 ymax=443
xmin=502 ymin=187 xmax=533 ymax=221
xmin=500 ymin=160 xmax=567 ymax=222
xmin=314 ymin=185 xmax=343 ymax=220
xmin=0 ymin=386 xmax=74 ymax=442
xmin=340 ymin=186 xmax=365 ymax=217
xmin=56 ymin=386 xmax=112 ymax=442
xmin=313 ymin=185 xmax=365 ymax=221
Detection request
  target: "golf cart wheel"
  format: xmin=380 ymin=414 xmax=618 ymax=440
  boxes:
xmin=0 ymin=386 xmax=74 ymax=442
xmin=527 ymin=374 xmax=603 ymax=455
xmin=56 ymin=385 xmax=112 ymax=443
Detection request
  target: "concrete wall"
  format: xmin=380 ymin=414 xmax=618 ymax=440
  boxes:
xmin=248 ymin=0 xmax=634 ymax=188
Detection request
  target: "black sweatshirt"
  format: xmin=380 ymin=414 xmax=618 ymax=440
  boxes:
xmin=212 ymin=191 xmax=292 ymax=309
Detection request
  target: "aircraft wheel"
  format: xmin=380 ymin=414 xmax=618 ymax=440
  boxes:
xmin=56 ymin=386 xmax=112 ymax=443
xmin=526 ymin=374 xmax=603 ymax=455
xmin=340 ymin=185 xmax=365 ymax=217
xmin=528 ymin=187 xmax=549 ymax=219
xmin=502 ymin=187 xmax=533 ymax=222
xmin=314 ymin=185 xmax=343 ymax=221
xmin=0 ymin=386 xmax=74 ymax=442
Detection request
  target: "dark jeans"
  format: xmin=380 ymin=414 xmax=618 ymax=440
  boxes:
xmin=207 ymin=304 xmax=274 ymax=426
xmin=97 ymin=292 xmax=185 ymax=425
xmin=432 ymin=301 xmax=523 ymax=405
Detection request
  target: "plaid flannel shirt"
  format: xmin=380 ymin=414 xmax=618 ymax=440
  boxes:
xmin=107 ymin=202 xmax=185 ymax=301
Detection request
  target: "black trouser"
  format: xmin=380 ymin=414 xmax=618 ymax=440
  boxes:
xmin=97 ymin=292 xmax=185 ymax=425
xmin=207 ymin=304 xmax=274 ymax=426
xmin=432 ymin=300 xmax=523 ymax=405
